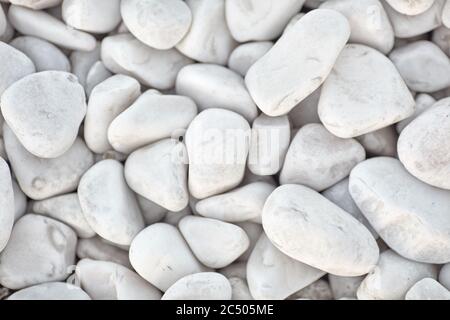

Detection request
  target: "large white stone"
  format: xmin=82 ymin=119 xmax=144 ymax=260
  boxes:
xmin=385 ymin=0 xmax=435 ymax=15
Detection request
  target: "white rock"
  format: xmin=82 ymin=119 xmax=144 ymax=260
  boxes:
xmin=350 ymin=157 xmax=450 ymax=264
xmin=319 ymin=44 xmax=414 ymax=138
xmin=176 ymin=0 xmax=236 ymax=65
xmin=405 ymin=278 xmax=450 ymax=300
xmin=247 ymin=233 xmax=325 ymax=300
xmin=0 ymin=41 xmax=35 ymax=96
xmin=176 ymin=64 xmax=257 ymax=122
xmin=75 ymin=259 xmax=161 ymax=300
xmin=108 ymin=90 xmax=197 ymax=154
xmin=84 ymin=75 xmax=141 ymax=154
xmin=322 ymin=178 xmax=377 ymax=238
xmin=70 ymin=43 xmax=100 ymax=88
xmin=101 ymin=33 xmax=192 ymax=90
xmin=385 ymin=0 xmax=435 ymax=15
xmin=8 ymin=5 xmax=96 ymax=51
xmin=280 ymin=124 xmax=365 ymax=191
xmin=245 ymin=9 xmax=350 ymax=117
xmin=185 ymin=109 xmax=250 ymax=199
xmin=288 ymin=87 xmax=321 ymax=129
xmin=9 ymin=0 xmax=61 ymax=10
xmin=196 ymin=182 xmax=275 ymax=223
xmin=0 ymin=158 xmax=13 ymax=252
xmin=10 ymin=36 xmax=70 ymax=72
xmin=328 ymin=275 xmax=364 ymax=299
xmin=390 ymin=41 xmax=450 ymax=92
xmin=7 ymin=282 xmax=90 ymax=300
xmin=396 ymin=93 xmax=436 ymax=133
xmin=229 ymin=277 xmax=253 ymax=300
xmin=320 ymin=0 xmax=394 ymax=54
xmin=32 ymin=193 xmax=95 ymax=239
xmin=129 ymin=223 xmax=204 ymax=291
xmin=62 ymin=0 xmax=121 ymax=34
xmin=248 ymin=114 xmax=290 ymax=176
xmin=1 ymin=71 xmax=86 ymax=158
xmin=4 ymin=126 xmax=94 ymax=200
xmin=121 ymin=0 xmax=192 ymax=50
xmin=125 ymin=139 xmax=188 ymax=212
xmin=262 ymin=184 xmax=379 ymax=276
xmin=228 ymin=42 xmax=273 ymax=76
xmin=162 ymin=272 xmax=231 ymax=300
xmin=136 ymin=195 xmax=166 ymax=225
xmin=12 ymin=180 xmax=26 ymax=222
xmin=236 ymin=222 xmax=263 ymax=261
xmin=179 ymin=216 xmax=249 ymax=269
xmin=356 ymin=126 xmax=398 ymax=157
xmin=225 ymin=0 xmax=305 ymax=42
xmin=78 ymin=159 xmax=144 ymax=246
xmin=439 ymin=263 xmax=450 ymax=290
xmin=398 ymin=98 xmax=450 ymax=190
xmin=357 ymin=250 xmax=439 ymax=300
xmin=382 ymin=0 xmax=444 ymax=38
xmin=0 ymin=214 xmax=77 ymax=290
xmin=77 ymin=236 xmax=131 ymax=268
xmin=85 ymin=61 xmax=113 ymax=96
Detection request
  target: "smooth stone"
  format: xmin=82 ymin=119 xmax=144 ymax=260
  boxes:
xmin=162 ymin=272 xmax=231 ymax=300
xmin=322 ymin=178 xmax=378 ymax=238
xmin=9 ymin=0 xmax=61 ymax=9
xmin=196 ymin=182 xmax=275 ymax=223
xmin=12 ymin=180 xmax=27 ymax=222
xmin=247 ymin=233 xmax=325 ymax=300
xmin=62 ymin=0 xmax=121 ymax=34
xmin=319 ymin=44 xmax=414 ymax=138
xmin=288 ymin=87 xmax=321 ymax=129
xmin=108 ymin=90 xmax=197 ymax=154
xmin=228 ymin=42 xmax=273 ymax=76
xmin=283 ymin=13 xmax=306 ymax=34
xmin=4 ymin=125 xmax=94 ymax=200
xmin=176 ymin=63 xmax=257 ymax=122
xmin=396 ymin=93 xmax=436 ymax=133
xmin=262 ymin=184 xmax=379 ymax=276
xmin=0 ymin=41 xmax=35 ymax=96
xmin=10 ymin=36 xmax=70 ymax=72
xmin=382 ymin=0 xmax=444 ymax=38
xmin=85 ymin=61 xmax=113 ymax=96
xmin=136 ymin=195 xmax=167 ymax=225
xmin=385 ymin=0 xmax=435 ymax=15
xmin=439 ymin=263 xmax=450 ymax=290
xmin=176 ymin=0 xmax=236 ymax=65
xmin=1 ymin=71 xmax=86 ymax=158
xmin=125 ymin=139 xmax=189 ymax=212
xmin=443 ymin=0 xmax=450 ymax=27
xmin=32 ymin=193 xmax=95 ymax=238
xmin=121 ymin=0 xmax=191 ymax=50
xmin=7 ymin=282 xmax=90 ymax=300
xmin=320 ymin=0 xmax=394 ymax=54
xmin=390 ymin=41 xmax=450 ymax=92
xmin=75 ymin=259 xmax=161 ymax=300
xmin=219 ymin=262 xmax=247 ymax=280
xmin=0 ymin=214 xmax=77 ymax=290
xmin=0 ymin=158 xmax=13 ymax=252
xmin=101 ymin=33 xmax=192 ymax=90
xmin=179 ymin=216 xmax=249 ymax=269
xmin=236 ymin=222 xmax=263 ymax=261
xmin=398 ymin=97 xmax=450 ymax=189
xmin=225 ymin=0 xmax=305 ymax=42
xmin=229 ymin=277 xmax=253 ymax=300
xmin=245 ymin=9 xmax=350 ymax=117
xmin=349 ymin=157 xmax=450 ymax=263
xmin=185 ymin=109 xmax=250 ymax=199
xmin=405 ymin=278 xmax=450 ymax=300
xmin=328 ymin=275 xmax=364 ymax=299
xmin=357 ymin=250 xmax=438 ymax=300
xmin=78 ymin=160 xmax=144 ymax=246
xmin=84 ymin=75 xmax=141 ymax=154
xmin=8 ymin=5 xmax=96 ymax=51
xmin=77 ymin=236 xmax=131 ymax=268
xmin=280 ymin=123 xmax=365 ymax=191
xmin=290 ymin=279 xmax=334 ymax=300
xmin=129 ymin=223 xmax=204 ymax=292
xmin=356 ymin=126 xmax=398 ymax=157
xmin=70 ymin=43 xmax=100 ymax=88
xmin=248 ymin=114 xmax=290 ymax=176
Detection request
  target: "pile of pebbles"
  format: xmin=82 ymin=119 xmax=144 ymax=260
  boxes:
xmin=1 ymin=0 xmax=450 ymax=301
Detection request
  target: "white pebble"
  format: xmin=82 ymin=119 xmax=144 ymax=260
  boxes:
xmin=405 ymin=278 xmax=450 ymax=300
xmin=85 ymin=61 xmax=113 ymax=97
xmin=385 ymin=0 xmax=436 ymax=15
xmin=0 ymin=158 xmax=14 ymax=252
xmin=228 ymin=42 xmax=273 ymax=76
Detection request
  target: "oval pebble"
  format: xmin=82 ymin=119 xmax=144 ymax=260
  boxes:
xmin=0 ymin=158 xmax=14 ymax=252
xmin=405 ymin=278 xmax=450 ymax=300
xmin=179 ymin=216 xmax=249 ymax=269
xmin=262 ymin=184 xmax=379 ymax=276
xmin=129 ymin=223 xmax=204 ymax=292
xmin=7 ymin=282 xmax=90 ymax=300
xmin=0 ymin=214 xmax=77 ymax=290
xmin=245 ymin=9 xmax=350 ymax=116
xmin=162 ymin=272 xmax=231 ymax=300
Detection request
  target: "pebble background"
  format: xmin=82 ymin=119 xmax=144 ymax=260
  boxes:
xmin=0 ymin=0 xmax=450 ymax=300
